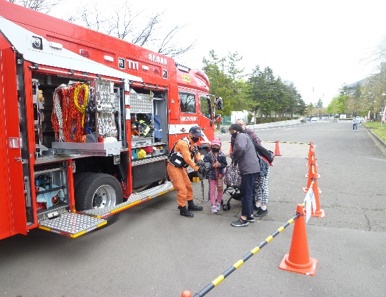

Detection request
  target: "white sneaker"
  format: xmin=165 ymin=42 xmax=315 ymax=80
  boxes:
xmin=211 ymin=205 xmax=217 ymax=214
xmin=215 ymin=202 xmax=221 ymax=211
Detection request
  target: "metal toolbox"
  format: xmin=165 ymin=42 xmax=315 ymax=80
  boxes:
xmin=52 ymin=141 xmax=122 ymax=156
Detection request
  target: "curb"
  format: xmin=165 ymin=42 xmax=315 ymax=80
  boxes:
xmin=366 ymin=128 xmax=386 ymax=156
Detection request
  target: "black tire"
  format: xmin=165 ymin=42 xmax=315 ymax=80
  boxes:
xmin=75 ymin=173 xmax=123 ymax=225
xmin=74 ymin=172 xmax=92 ymax=190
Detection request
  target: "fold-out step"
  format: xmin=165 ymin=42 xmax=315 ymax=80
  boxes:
xmin=39 ymin=212 xmax=107 ymax=238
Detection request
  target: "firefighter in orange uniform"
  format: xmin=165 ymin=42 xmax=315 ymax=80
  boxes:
xmin=167 ymin=126 xmax=204 ymax=217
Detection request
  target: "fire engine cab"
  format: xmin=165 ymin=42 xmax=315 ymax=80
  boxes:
xmin=0 ymin=1 xmax=218 ymax=240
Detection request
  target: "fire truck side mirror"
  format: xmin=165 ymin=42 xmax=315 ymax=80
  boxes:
xmin=215 ymin=97 xmax=223 ymax=110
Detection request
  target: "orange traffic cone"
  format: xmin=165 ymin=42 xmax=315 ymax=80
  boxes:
xmin=303 ymin=155 xmax=320 ymax=192
xmin=303 ymin=164 xmax=315 ymax=192
xmin=306 ymin=142 xmax=315 ymax=166
xmin=306 ymin=142 xmax=319 ymax=166
xmin=275 ymin=140 xmax=281 ymax=156
xmin=181 ymin=290 xmax=192 ymax=297
xmin=311 ymin=177 xmax=325 ymax=217
xmin=279 ymin=204 xmax=318 ymax=275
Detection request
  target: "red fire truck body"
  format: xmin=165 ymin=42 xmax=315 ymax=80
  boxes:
xmin=0 ymin=1 xmax=215 ymax=240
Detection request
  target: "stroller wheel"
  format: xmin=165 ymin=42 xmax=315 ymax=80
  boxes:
xmin=222 ymin=203 xmax=231 ymax=211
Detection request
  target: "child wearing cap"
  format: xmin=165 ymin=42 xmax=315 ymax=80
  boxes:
xmin=203 ymin=137 xmax=228 ymax=213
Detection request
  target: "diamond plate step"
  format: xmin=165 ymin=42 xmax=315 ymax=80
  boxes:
xmin=39 ymin=213 xmax=107 ymax=238
xmin=80 ymin=181 xmax=174 ymax=218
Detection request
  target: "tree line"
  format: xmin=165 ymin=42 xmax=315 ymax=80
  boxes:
xmin=327 ymin=63 xmax=386 ymax=120
xmin=325 ymin=37 xmax=386 ymax=120
xmin=203 ymin=51 xmax=306 ymax=122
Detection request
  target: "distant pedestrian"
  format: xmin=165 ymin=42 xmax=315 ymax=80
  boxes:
xmin=352 ymin=117 xmax=359 ymax=131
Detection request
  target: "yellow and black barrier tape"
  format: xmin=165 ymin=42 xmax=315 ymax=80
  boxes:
xmin=192 ymin=212 xmax=301 ymax=297
xmin=263 ymin=140 xmax=310 ymax=145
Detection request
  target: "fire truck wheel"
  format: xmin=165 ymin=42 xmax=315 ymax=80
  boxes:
xmin=74 ymin=172 xmax=92 ymax=190
xmin=75 ymin=173 xmax=123 ymax=225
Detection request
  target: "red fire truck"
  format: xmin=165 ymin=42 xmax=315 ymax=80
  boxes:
xmin=0 ymin=1 xmax=217 ymax=240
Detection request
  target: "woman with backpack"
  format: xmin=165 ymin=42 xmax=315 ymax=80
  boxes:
xmin=235 ymin=119 xmax=274 ymax=218
xmin=229 ymin=124 xmax=260 ymax=227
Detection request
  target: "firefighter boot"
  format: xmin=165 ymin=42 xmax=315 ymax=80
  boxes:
xmin=188 ymin=200 xmax=203 ymax=211
xmin=179 ymin=206 xmax=194 ymax=217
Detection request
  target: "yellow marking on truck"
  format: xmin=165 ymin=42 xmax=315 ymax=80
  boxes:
xmin=98 ymin=222 xmax=107 ymax=228
xmin=71 ymin=230 xmax=87 ymax=238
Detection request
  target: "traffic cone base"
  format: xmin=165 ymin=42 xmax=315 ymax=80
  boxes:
xmin=312 ymin=209 xmax=325 ymax=218
xmin=181 ymin=290 xmax=192 ymax=297
xmin=279 ymin=254 xmax=318 ymax=276
xmin=304 ymin=208 xmax=325 ymax=217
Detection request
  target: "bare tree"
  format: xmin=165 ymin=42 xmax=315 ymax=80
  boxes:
xmin=73 ymin=1 xmax=195 ymax=58
xmin=360 ymin=34 xmax=386 ymax=73
xmin=8 ymin=0 xmax=195 ymax=59
xmin=7 ymin=0 xmax=59 ymax=13
xmin=155 ymin=24 xmax=195 ymax=57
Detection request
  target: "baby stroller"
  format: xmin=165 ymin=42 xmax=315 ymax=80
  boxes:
xmin=221 ymin=164 xmax=242 ymax=211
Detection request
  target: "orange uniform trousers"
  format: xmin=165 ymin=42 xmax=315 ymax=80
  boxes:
xmin=167 ymin=163 xmax=194 ymax=207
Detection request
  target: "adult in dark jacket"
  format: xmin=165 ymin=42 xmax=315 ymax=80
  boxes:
xmin=236 ymin=119 xmax=272 ymax=217
xmin=229 ymin=124 xmax=260 ymax=227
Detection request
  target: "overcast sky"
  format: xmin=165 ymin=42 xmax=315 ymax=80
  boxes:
xmin=53 ymin=0 xmax=386 ymax=106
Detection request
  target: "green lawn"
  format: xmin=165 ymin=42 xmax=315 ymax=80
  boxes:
xmin=363 ymin=122 xmax=386 ymax=142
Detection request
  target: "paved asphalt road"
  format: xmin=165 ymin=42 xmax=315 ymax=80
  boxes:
xmin=1 ymin=121 xmax=385 ymax=297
